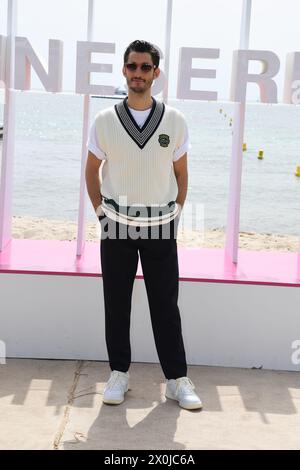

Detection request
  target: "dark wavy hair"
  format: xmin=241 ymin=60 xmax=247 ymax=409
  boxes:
xmin=123 ymin=40 xmax=160 ymax=68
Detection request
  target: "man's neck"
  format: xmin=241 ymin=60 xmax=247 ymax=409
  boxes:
xmin=126 ymin=92 xmax=153 ymax=111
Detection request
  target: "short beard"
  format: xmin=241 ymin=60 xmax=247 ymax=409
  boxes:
xmin=129 ymin=85 xmax=147 ymax=94
xmin=127 ymin=77 xmax=153 ymax=94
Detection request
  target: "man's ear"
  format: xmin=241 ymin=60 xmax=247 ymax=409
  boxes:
xmin=154 ymin=67 xmax=160 ymax=79
xmin=122 ymin=65 xmax=126 ymax=77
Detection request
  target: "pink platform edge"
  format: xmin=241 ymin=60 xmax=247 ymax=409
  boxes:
xmin=0 ymin=239 xmax=300 ymax=287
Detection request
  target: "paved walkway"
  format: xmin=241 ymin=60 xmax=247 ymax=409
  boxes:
xmin=0 ymin=359 xmax=299 ymax=449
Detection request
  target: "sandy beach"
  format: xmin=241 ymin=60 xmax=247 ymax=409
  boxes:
xmin=11 ymin=215 xmax=299 ymax=252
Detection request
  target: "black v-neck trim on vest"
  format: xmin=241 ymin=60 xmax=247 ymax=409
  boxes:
xmin=114 ymin=97 xmax=165 ymax=149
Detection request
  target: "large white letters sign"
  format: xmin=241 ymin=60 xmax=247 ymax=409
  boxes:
xmin=0 ymin=35 xmax=299 ymax=103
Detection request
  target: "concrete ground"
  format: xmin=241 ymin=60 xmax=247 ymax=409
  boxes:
xmin=0 ymin=359 xmax=300 ymax=450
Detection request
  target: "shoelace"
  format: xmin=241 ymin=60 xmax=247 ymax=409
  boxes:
xmin=176 ymin=377 xmax=195 ymax=395
xmin=106 ymin=372 xmax=127 ymax=391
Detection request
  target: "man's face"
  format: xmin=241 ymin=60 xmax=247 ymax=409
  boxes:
xmin=123 ymin=51 xmax=160 ymax=95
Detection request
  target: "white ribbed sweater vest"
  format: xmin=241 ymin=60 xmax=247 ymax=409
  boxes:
xmin=94 ymin=99 xmax=186 ymax=207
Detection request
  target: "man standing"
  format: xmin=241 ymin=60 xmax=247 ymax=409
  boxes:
xmin=85 ymin=40 xmax=202 ymax=410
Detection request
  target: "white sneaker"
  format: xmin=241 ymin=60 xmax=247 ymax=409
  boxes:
xmin=165 ymin=377 xmax=203 ymax=410
xmin=103 ymin=370 xmax=129 ymax=405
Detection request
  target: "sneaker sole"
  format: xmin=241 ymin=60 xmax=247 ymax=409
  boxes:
xmin=103 ymin=397 xmax=125 ymax=405
xmin=179 ymin=401 xmax=203 ymax=410
xmin=165 ymin=394 xmax=203 ymax=410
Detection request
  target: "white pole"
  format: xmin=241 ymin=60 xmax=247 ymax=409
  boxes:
xmin=76 ymin=0 xmax=94 ymax=257
xmin=239 ymin=0 xmax=252 ymax=49
xmin=225 ymin=0 xmax=252 ymax=263
xmin=298 ymin=238 xmax=300 ymax=278
xmin=0 ymin=0 xmax=17 ymax=252
xmin=163 ymin=0 xmax=173 ymax=104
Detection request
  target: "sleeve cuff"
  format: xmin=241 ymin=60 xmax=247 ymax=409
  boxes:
xmin=173 ymin=142 xmax=191 ymax=162
xmin=87 ymin=143 xmax=107 ymax=160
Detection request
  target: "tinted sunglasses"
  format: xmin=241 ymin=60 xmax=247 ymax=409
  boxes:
xmin=125 ymin=62 xmax=157 ymax=72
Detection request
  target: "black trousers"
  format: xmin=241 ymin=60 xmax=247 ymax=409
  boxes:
xmin=99 ymin=216 xmax=187 ymax=380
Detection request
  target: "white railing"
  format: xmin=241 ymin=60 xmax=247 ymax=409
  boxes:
xmin=0 ymin=0 xmax=299 ymax=266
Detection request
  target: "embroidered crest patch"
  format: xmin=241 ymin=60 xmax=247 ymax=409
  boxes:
xmin=158 ymin=134 xmax=170 ymax=147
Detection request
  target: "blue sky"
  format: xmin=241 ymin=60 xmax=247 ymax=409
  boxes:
xmin=1 ymin=0 xmax=300 ymax=101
